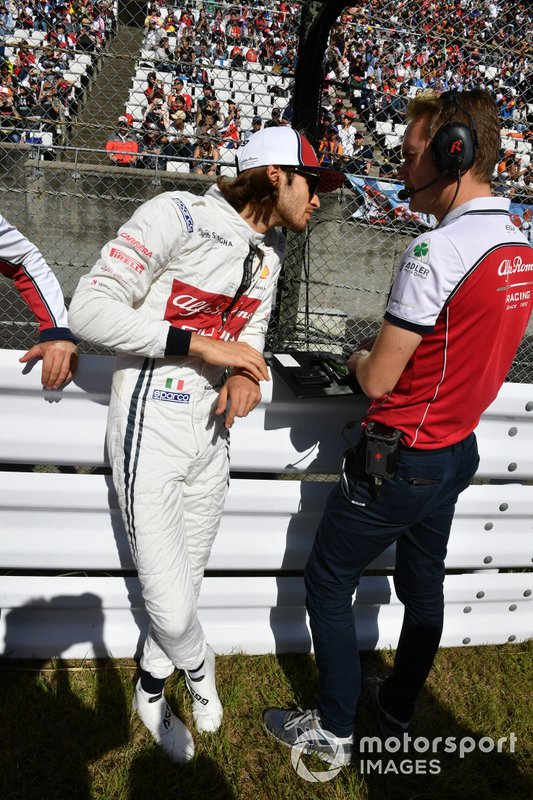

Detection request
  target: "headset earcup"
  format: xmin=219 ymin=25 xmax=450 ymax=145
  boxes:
xmin=431 ymin=123 xmax=476 ymax=175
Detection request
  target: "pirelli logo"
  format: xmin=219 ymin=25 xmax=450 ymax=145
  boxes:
xmin=109 ymin=247 xmax=145 ymax=274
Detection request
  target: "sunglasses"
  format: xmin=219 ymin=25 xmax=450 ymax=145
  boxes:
xmin=284 ymin=167 xmax=321 ymax=199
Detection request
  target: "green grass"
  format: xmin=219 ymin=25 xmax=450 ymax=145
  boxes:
xmin=0 ymin=643 xmax=531 ymax=800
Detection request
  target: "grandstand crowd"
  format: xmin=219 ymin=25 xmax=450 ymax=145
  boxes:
xmin=0 ymin=0 xmax=531 ymax=201
xmin=0 ymin=0 xmax=115 ymax=145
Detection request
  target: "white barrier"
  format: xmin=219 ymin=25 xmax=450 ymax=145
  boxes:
xmin=0 ymin=349 xmax=532 ymax=659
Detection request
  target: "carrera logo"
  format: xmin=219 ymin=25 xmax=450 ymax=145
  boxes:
xmin=109 ymin=247 xmax=145 ymax=273
xmin=119 ymin=232 xmax=153 ymax=258
xmin=152 ymin=389 xmax=191 ymax=404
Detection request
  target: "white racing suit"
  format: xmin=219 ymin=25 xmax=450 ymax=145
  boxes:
xmin=69 ymin=185 xmax=286 ymax=676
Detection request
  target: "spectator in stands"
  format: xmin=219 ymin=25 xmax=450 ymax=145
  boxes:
xmin=0 ymin=61 xmax=16 ymax=94
xmin=0 ymin=85 xmax=23 ymax=142
xmin=15 ymin=82 xmax=39 ymax=119
xmin=105 ymin=115 xmax=140 ymax=167
xmin=141 ymin=129 xmax=166 ymax=171
xmin=143 ymin=96 xmax=170 ymax=133
xmin=77 ymin=17 xmax=99 ymax=52
xmin=153 ymin=36 xmax=174 ymax=73
xmin=196 ymin=83 xmax=218 ymax=120
xmin=13 ymin=41 xmax=37 ymax=83
xmin=195 ymin=8 xmax=210 ymax=39
xmin=318 ymin=124 xmax=343 ymax=167
xmin=46 ymin=23 xmax=76 ymax=49
xmin=221 ymin=98 xmax=240 ymax=139
xmin=192 ymin=136 xmax=220 ymax=175
xmin=168 ymin=93 xmax=191 ymax=124
xmin=143 ymin=72 xmax=164 ymax=104
xmin=168 ymin=77 xmax=192 ymax=113
xmin=0 ymin=5 xmax=15 ymax=37
xmin=265 ymin=108 xmax=282 ymax=128
xmin=338 ymin=109 xmax=356 ymax=160
xmin=243 ymin=115 xmax=262 ymax=143
xmin=0 ymin=211 xmax=78 ymax=388
xmin=32 ymin=1 xmax=51 ymax=33
xmin=143 ymin=17 xmax=164 ymax=51
xmin=195 ymin=38 xmax=213 ymax=64
xmin=213 ymin=40 xmax=228 ymax=67
xmin=196 ymin=108 xmax=221 ymax=145
xmin=350 ymin=130 xmax=374 ymax=175
xmin=162 ymin=114 xmax=194 ymax=165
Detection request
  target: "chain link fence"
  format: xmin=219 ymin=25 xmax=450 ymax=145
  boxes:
xmin=0 ymin=1 xmax=532 ymax=380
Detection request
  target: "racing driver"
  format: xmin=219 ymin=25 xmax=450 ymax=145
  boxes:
xmin=68 ymin=126 xmax=344 ymax=763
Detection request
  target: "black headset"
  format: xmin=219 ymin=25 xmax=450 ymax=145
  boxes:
xmin=430 ymin=91 xmax=479 ymax=176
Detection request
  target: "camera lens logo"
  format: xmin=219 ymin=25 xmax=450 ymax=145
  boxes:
xmin=290 ymin=731 xmax=344 ymax=783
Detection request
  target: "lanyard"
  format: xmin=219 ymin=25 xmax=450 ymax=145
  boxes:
xmin=220 ymin=245 xmax=262 ymax=325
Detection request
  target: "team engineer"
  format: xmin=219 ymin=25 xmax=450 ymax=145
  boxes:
xmin=264 ymin=90 xmax=533 ymax=767
xmin=0 ymin=212 xmax=78 ymax=388
xmin=68 ymin=127 xmax=344 ymax=763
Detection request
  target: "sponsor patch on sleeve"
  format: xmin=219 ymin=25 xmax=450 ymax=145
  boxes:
xmin=173 ymin=198 xmax=194 ymax=233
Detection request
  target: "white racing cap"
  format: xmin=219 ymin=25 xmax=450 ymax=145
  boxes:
xmin=236 ymin=127 xmax=345 ymax=192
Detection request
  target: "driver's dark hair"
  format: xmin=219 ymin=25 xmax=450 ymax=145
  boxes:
xmin=217 ymin=166 xmax=294 ymax=213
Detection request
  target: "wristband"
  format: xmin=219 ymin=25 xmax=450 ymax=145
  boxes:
xmin=165 ymin=326 xmax=192 ymax=357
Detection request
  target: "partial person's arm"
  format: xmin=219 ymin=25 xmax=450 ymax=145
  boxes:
xmin=0 ymin=213 xmax=78 ymax=388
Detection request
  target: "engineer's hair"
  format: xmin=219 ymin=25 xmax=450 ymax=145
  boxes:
xmin=407 ymin=89 xmax=501 ymax=184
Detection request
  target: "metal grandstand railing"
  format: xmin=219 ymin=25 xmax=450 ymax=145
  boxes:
xmin=0 ymin=0 xmax=532 ymax=381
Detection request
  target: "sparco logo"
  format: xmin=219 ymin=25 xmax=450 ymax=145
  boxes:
xmin=152 ymin=389 xmax=190 ymax=404
xmin=498 ymin=255 xmax=533 ymax=276
xmin=172 ymin=294 xmax=225 ymax=317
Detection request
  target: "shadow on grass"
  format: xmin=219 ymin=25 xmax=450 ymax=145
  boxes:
xmin=0 ymin=595 xmax=129 ymax=800
xmin=128 ymin=752 xmax=236 ymax=800
xmin=270 ymin=649 xmax=532 ymax=800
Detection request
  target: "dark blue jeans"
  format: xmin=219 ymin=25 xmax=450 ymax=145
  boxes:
xmin=304 ymin=432 xmax=479 ymax=737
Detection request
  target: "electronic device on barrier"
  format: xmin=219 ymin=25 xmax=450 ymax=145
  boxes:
xmin=269 ymin=350 xmax=362 ymax=398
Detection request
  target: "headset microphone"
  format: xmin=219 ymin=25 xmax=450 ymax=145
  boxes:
xmin=397 ymin=174 xmax=447 ymax=201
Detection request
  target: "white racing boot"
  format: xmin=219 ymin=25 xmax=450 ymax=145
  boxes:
xmin=133 ymin=680 xmax=195 ymax=763
xmin=185 ymin=644 xmax=223 ymax=733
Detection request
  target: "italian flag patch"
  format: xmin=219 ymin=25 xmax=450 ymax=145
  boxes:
xmin=165 ymin=378 xmax=184 ymax=390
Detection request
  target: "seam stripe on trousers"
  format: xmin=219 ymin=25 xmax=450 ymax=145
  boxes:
xmin=123 ymin=358 xmax=154 ymax=559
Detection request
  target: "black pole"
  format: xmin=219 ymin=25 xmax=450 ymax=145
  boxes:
xmin=292 ymin=0 xmax=350 ymax=144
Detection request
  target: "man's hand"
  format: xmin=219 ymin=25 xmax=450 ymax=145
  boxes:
xmin=189 ymin=335 xmax=270 ymax=382
xmin=19 ymin=339 xmax=79 ymax=389
xmin=215 ymin=371 xmax=262 ymax=428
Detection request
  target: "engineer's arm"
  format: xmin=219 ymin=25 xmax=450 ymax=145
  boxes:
xmin=347 ymin=320 xmax=422 ymax=400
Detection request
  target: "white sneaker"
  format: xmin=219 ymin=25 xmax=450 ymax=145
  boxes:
xmin=185 ymin=644 xmax=223 ymax=733
xmin=133 ymin=680 xmax=195 ymax=763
